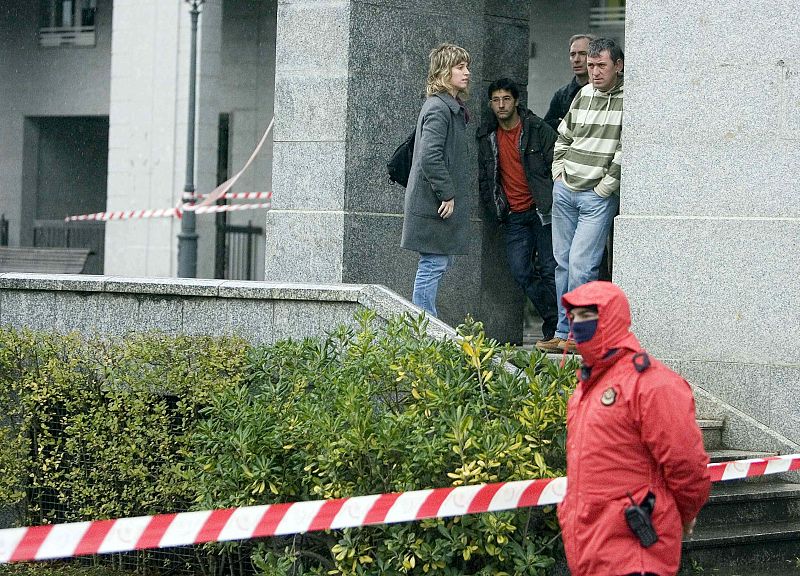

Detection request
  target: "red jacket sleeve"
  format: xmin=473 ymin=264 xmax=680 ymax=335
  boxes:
xmin=637 ymin=368 xmax=711 ymax=524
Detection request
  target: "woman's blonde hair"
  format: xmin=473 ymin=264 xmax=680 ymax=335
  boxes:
xmin=426 ymin=43 xmax=471 ymax=98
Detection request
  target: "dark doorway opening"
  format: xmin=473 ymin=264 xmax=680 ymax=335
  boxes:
xmin=24 ymin=116 xmax=108 ymax=274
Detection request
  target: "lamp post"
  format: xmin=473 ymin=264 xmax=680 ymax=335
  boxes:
xmin=177 ymin=0 xmax=205 ymax=278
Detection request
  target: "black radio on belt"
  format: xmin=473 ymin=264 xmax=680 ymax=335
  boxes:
xmin=625 ymin=491 xmax=658 ymax=548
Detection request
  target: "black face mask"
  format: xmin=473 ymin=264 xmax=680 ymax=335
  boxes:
xmin=572 ymin=319 xmax=598 ymax=343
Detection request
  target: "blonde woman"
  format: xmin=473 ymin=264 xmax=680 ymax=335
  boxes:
xmin=401 ymin=43 xmax=471 ymax=318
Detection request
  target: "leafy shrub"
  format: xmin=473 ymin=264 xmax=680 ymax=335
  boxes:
xmin=0 ymin=563 xmax=137 ymax=576
xmin=0 ymin=329 xmax=248 ymax=525
xmin=188 ymin=311 xmax=578 ymax=575
xmin=0 ymin=312 xmax=578 ymax=576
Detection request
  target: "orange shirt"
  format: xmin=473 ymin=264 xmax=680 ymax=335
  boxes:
xmin=497 ymin=121 xmax=533 ymax=212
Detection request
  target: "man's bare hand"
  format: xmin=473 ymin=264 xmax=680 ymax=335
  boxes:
xmin=682 ymin=518 xmax=697 ymax=537
xmin=439 ymin=199 xmax=454 ymax=219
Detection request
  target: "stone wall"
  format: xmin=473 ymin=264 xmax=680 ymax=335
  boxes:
xmin=268 ymin=0 xmax=531 ymax=343
xmin=0 ymin=274 xmax=454 ymax=343
xmin=616 ymin=0 xmax=800 ymax=446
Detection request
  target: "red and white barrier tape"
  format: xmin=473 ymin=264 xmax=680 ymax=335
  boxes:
xmin=199 ymin=191 xmax=272 ymax=201
xmin=198 ymin=118 xmax=274 ymax=207
xmin=1 ymin=454 xmax=798 ymax=564
xmin=64 ymin=195 xmax=272 ymax=222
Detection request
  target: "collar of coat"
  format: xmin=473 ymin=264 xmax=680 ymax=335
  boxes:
xmin=434 ymin=92 xmax=467 ymax=116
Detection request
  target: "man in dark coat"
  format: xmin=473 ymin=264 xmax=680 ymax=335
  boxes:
xmin=477 ymin=78 xmax=559 ymax=346
xmin=543 ymin=34 xmax=594 ymax=131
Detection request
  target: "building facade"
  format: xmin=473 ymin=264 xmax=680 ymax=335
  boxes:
xmin=0 ymin=0 xmax=797 ymax=446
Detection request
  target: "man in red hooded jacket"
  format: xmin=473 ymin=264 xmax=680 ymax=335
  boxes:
xmin=557 ymin=281 xmax=711 ymax=576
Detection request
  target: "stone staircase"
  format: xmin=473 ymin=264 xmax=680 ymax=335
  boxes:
xmin=679 ymin=419 xmax=800 ymax=575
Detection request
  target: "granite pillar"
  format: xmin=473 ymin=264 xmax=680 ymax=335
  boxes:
xmin=616 ymin=1 xmax=800 ymax=444
xmin=269 ymin=0 xmax=530 ymax=342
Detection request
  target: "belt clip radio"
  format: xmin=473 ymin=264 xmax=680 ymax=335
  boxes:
xmin=625 ymin=491 xmax=658 ymax=548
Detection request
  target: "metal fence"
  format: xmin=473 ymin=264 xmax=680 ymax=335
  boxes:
xmin=215 ymin=220 xmax=263 ymax=281
xmin=0 ymin=214 xmax=8 ymax=246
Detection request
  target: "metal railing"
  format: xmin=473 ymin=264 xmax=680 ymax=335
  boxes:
xmin=0 ymin=214 xmax=8 ymax=246
xmin=215 ymin=220 xmax=262 ymax=281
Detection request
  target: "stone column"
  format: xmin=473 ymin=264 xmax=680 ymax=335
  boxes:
xmin=268 ymin=0 xmax=530 ymax=342
xmin=105 ymin=0 xmax=222 ymax=278
xmin=616 ymin=1 xmax=800 ymax=444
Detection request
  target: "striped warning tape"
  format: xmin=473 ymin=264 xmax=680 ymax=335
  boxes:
xmin=64 ymin=193 xmax=272 ymax=222
xmin=1 ymin=454 xmax=798 ymax=564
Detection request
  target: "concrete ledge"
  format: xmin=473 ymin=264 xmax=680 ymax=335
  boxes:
xmin=0 ymin=273 xmax=456 ymax=343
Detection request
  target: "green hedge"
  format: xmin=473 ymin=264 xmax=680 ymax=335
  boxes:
xmin=0 ymin=311 xmax=578 ymax=576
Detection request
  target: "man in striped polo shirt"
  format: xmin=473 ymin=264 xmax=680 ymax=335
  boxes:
xmin=548 ymin=37 xmax=623 ymax=353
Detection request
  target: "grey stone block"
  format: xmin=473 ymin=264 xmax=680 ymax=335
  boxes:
xmin=676 ymin=361 xmax=800 ymax=452
xmin=614 ymin=216 xmax=800 ymax=365
xmin=273 ymin=73 xmax=348 ymax=142
xmin=182 ymin=296 xmax=276 ymax=345
xmin=343 ymin=141 xmax=406 ymax=215
xmin=93 ymin=293 xmax=140 ymax=336
xmin=0 ymin=273 xmax=107 ymax=293
xmin=769 ymin=366 xmax=800 ymax=445
xmin=103 ymin=276 xmax=223 ymax=297
xmin=135 ymin=297 xmax=183 ymax=334
xmin=0 ymin=290 xmax=56 ymax=332
xmin=53 ymin=292 xmax=100 ymax=335
xmin=670 ymin=359 xmax=772 ymax=431
xmin=272 ymin=141 xmax=345 ymax=211
xmin=359 ymin=284 xmax=458 ymax=340
xmin=621 ymin=134 xmax=800 ymax=218
xmin=483 ymin=14 xmax=530 ymax=85
xmin=342 ymin=214 xmax=411 ymax=289
xmin=272 ymin=300 xmax=361 ymax=341
xmin=625 ymin=0 xmax=799 ymax=62
xmin=222 ymin=299 xmax=276 ymax=345
xmin=181 ymin=296 xmax=232 ymax=338
xmin=264 ymin=211 xmax=345 ymax=283
xmin=218 ymin=281 xmax=363 ymax=303
xmin=275 ymin=2 xmax=350 ymax=73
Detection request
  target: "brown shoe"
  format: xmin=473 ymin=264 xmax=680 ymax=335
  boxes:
xmin=535 ymin=337 xmax=564 ymax=353
xmin=558 ymin=339 xmax=578 ymax=354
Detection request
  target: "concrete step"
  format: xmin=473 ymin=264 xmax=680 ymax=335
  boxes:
xmin=698 ymin=482 xmax=800 ymax=526
xmin=707 ymin=448 xmax=777 ymax=463
xmin=698 ymin=418 xmax=724 ymax=451
xmin=680 ymin=562 xmax=800 ymax=576
xmin=681 ymin=520 xmax=800 ymax=571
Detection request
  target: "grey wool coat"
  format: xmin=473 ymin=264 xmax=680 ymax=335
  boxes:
xmin=401 ymin=93 xmax=470 ymax=255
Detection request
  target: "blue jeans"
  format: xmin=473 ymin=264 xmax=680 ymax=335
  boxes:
xmin=552 ymin=179 xmax=619 ymax=338
xmin=502 ymin=209 xmax=558 ymax=340
xmin=412 ymin=253 xmax=454 ymax=318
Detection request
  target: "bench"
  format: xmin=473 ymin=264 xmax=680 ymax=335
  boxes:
xmin=0 ymin=247 xmax=91 ymax=274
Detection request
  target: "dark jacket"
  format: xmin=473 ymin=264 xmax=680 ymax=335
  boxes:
xmin=401 ymin=93 xmax=471 ymax=255
xmin=543 ymin=76 xmax=584 ymax=131
xmin=557 ymin=281 xmax=711 ymax=576
xmin=476 ymin=107 xmax=557 ymax=222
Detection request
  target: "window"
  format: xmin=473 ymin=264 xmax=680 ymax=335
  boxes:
xmin=590 ymin=0 xmax=625 ymax=29
xmin=39 ymin=0 xmax=97 ymax=47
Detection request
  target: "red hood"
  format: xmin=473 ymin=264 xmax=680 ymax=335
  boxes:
xmin=562 ymin=281 xmax=640 ymax=362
